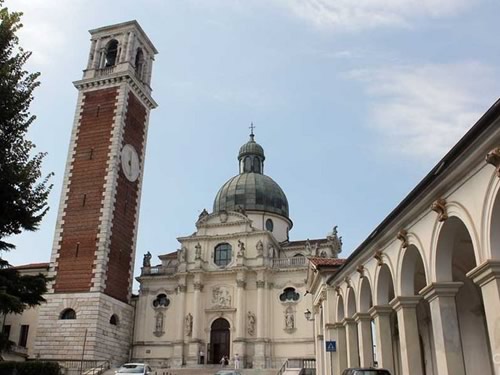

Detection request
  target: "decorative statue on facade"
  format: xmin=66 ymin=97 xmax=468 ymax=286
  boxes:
xmin=235 ymin=205 xmax=246 ymax=215
xmin=247 ymin=311 xmax=256 ymax=336
xmin=285 ymin=308 xmax=295 ymax=330
xmin=198 ymin=208 xmax=209 ymax=221
xmin=268 ymin=242 xmax=276 ymax=258
xmin=327 ymin=225 xmax=343 ymax=256
xmin=212 ymin=287 xmax=232 ymax=308
xmin=185 ymin=313 xmax=193 ymax=336
xmin=256 ymin=240 xmax=264 ymax=256
xmin=154 ymin=312 xmax=164 ymax=337
xmin=195 ymin=242 xmax=202 ymax=260
xmin=178 ymin=246 xmax=187 ymax=262
xmin=237 ymin=240 xmax=245 ymax=257
xmin=313 ymin=242 xmax=320 ymax=257
xmin=304 ymin=239 xmax=312 ymax=255
xmin=143 ymin=251 xmax=152 ymax=267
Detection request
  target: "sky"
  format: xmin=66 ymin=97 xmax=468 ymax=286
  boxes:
xmin=3 ymin=0 xmax=500 ymax=291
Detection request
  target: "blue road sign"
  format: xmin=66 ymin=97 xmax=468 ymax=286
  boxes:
xmin=326 ymin=340 xmax=337 ymax=352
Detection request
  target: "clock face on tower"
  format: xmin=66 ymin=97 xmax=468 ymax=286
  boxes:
xmin=121 ymin=144 xmax=140 ymax=182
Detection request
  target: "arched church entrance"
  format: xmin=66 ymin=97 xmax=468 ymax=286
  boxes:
xmin=209 ymin=318 xmax=230 ymax=364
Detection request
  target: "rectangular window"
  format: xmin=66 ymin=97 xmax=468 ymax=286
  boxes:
xmin=2 ymin=325 xmax=11 ymax=340
xmin=18 ymin=325 xmax=29 ymax=347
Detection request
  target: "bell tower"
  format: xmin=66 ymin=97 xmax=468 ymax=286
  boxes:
xmin=34 ymin=21 xmax=157 ymax=364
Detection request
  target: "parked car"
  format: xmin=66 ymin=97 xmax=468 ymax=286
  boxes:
xmin=341 ymin=369 xmax=391 ymax=375
xmin=115 ymin=363 xmax=152 ymax=374
xmin=214 ymin=371 xmax=242 ymax=375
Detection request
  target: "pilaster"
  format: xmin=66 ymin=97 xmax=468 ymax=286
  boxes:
xmin=369 ymin=305 xmax=395 ymax=374
xmin=353 ymin=312 xmax=373 ymax=367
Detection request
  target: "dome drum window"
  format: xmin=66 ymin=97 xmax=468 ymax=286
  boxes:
xmin=280 ymin=287 xmax=300 ymax=302
xmin=153 ymin=293 xmax=170 ymax=308
xmin=266 ymin=218 xmax=274 ymax=232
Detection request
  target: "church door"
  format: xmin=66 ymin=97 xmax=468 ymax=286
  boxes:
xmin=209 ymin=318 xmax=230 ymax=364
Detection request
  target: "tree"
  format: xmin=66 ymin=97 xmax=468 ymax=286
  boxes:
xmin=0 ymin=0 xmax=52 ymax=351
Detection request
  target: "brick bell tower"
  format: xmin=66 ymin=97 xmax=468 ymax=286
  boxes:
xmin=34 ymin=21 xmax=157 ymax=364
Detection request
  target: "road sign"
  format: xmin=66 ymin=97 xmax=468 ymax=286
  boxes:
xmin=326 ymin=340 xmax=337 ymax=352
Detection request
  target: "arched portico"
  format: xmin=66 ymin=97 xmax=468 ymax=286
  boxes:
xmin=371 ymin=264 xmax=397 ymax=374
xmin=345 ymin=288 xmax=359 ymax=367
xmin=422 ymin=216 xmax=493 ymax=375
xmin=356 ymin=277 xmax=374 ymax=367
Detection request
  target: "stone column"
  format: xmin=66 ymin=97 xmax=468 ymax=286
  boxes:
xmin=343 ymin=318 xmax=360 ymax=368
xmin=234 ymin=275 xmax=247 ymax=365
xmin=187 ymin=279 xmax=204 ymax=365
xmin=93 ymin=39 xmax=101 ymax=69
xmin=354 ymin=312 xmax=374 ymax=367
xmin=369 ymin=305 xmax=395 ymax=374
xmin=468 ymin=260 xmax=500 ymax=375
xmin=173 ymin=282 xmax=187 ymax=367
xmin=332 ymin=322 xmax=348 ymax=374
xmin=390 ymin=296 xmax=424 ymax=375
xmin=254 ymin=275 xmax=267 ymax=368
xmin=125 ymin=31 xmax=135 ymax=62
xmin=420 ymin=282 xmax=465 ymax=375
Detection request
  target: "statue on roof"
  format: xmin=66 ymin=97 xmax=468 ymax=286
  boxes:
xmin=327 ymin=225 xmax=343 ymax=255
xmin=143 ymin=251 xmax=152 ymax=267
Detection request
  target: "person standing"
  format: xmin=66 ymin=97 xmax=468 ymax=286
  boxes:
xmin=199 ymin=349 xmax=205 ymax=364
xmin=234 ymin=353 xmax=240 ymax=369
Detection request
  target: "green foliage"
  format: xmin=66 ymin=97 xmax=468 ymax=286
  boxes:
xmin=0 ymin=0 xmax=53 ymax=252
xmin=0 ymin=361 xmax=60 ymax=375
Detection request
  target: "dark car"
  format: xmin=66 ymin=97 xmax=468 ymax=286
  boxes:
xmin=341 ymin=369 xmax=391 ymax=375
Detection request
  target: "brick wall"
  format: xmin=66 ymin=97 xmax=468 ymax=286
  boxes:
xmin=54 ymin=88 xmax=119 ymax=293
xmin=105 ymin=91 xmax=147 ymax=302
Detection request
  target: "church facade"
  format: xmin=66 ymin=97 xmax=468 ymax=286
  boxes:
xmin=132 ymin=131 xmax=343 ymax=368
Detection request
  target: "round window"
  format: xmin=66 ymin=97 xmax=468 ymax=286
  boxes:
xmin=266 ymin=218 xmax=274 ymax=232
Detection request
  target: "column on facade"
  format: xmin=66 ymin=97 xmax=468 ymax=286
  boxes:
xmin=390 ymin=296 xmax=424 ymax=375
xmin=256 ymin=278 xmax=266 ymax=338
xmin=87 ymin=39 xmax=96 ymax=69
xmin=235 ymin=275 xmax=247 ymax=339
xmin=343 ymin=318 xmax=360 ymax=368
xmin=468 ymin=260 xmax=500 ymax=375
xmin=332 ymin=322 xmax=348 ymax=374
xmin=420 ymin=282 xmax=465 ymax=375
xmin=353 ymin=312 xmax=373 ymax=367
xmin=192 ymin=276 xmax=204 ymax=341
xmin=369 ymin=305 xmax=395 ymax=375
xmin=125 ymin=32 xmax=135 ymax=62
xmin=93 ymin=38 xmax=101 ymax=69
xmin=176 ymin=283 xmax=187 ymax=341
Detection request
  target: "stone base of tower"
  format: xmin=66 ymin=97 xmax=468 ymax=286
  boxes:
xmin=33 ymin=292 xmax=134 ymax=366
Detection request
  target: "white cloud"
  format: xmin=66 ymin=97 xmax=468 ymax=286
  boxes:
xmin=347 ymin=62 xmax=497 ymax=162
xmin=277 ymin=0 xmax=475 ymax=31
xmin=7 ymin=0 xmax=86 ymax=66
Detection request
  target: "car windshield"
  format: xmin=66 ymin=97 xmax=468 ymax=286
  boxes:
xmin=118 ymin=364 xmax=145 ymax=373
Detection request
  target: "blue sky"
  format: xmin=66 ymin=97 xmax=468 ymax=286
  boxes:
xmin=3 ymin=0 xmax=499 ymax=290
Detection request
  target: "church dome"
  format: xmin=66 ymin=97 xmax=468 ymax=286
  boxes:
xmin=213 ymin=131 xmax=289 ymax=219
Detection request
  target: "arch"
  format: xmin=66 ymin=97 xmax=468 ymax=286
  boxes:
xmin=374 ymin=263 xmax=395 ymax=305
xmin=346 ymin=287 xmax=357 ymax=318
xmin=430 ymin=202 xmax=482 ymax=281
xmin=210 ymin=318 xmax=231 ymax=364
xmin=487 ymin=177 xmax=500 ymax=259
xmin=434 ymin=216 xmax=477 ymax=282
xmin=134 ymin=48 xmax=145 ymax=77
xmin=336 ymin=294 xmax=345 ymax=322
xmin=59 ymin=308 xmax=76 ymax=320
xmin=280 ymin=287 xmax=300 ymax=302
xmin=104 ymin=39 xmax=118 ymax=67
xmin=110 ymin=314 xmax=119 ymax=326
xmin=399 ymin=244 xmax=428 ymax=296
xmin=358 ymin=276 xmax=373 ymax=313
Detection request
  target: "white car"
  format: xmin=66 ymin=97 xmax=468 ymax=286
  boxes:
xmin=115 ymin=363 xmax=152 ymax=374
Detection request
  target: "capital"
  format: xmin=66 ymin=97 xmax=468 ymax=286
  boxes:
xmin=256 ymin=280 xmax=266 ymax=289
xmin=419 ymin=282 xmax=463 ymax=302
xmin=466 ymin=260 xmax=500 ymax=287
xmin=353 ymin=312 xmax=371 ymax=323
xmin=390 ymin=296 xmax=421 ymax=311
xmin=368 ymin=304 xmax=393 ymax=318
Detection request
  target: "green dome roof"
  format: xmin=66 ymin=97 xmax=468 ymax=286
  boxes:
xmin=213 ymin=173 xmax=289 ymax=218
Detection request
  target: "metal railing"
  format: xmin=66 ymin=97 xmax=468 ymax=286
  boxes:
xmin=32 ymin=359 xmax=110 ymax=375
